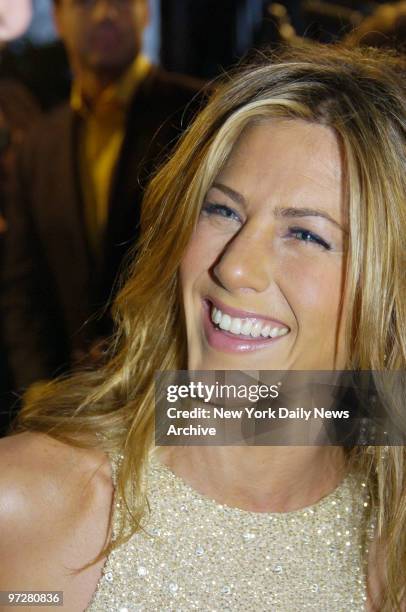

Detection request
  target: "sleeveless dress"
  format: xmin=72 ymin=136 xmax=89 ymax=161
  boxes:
xmin=85 ymin=450 xmax=372 ymax=611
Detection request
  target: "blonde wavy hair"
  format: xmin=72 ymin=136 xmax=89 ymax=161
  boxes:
xmin=11 ymin=45 xmax=406 ymax=609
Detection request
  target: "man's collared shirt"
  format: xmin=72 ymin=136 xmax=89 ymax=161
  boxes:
xmin=71 ymin=54 xmax=151 ymax=258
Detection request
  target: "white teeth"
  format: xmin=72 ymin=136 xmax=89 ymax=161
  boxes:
xmin=230 ymin=318 xmax=242 ymax=335
xmin=213 ymin=307 xmax=222 ymax=325
xmin=219 ymin=314 xmax=231 ymax=331
xmin=240 ymin=319 xmax=253 ymax=335
xmin=210 ymin=305 xmax=289 ymax=339
xmin=250 ymin=321 xmax=262 ymax=338
xmin=261 ymin=325 xmax=271 ymax=337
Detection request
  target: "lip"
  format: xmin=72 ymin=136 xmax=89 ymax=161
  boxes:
xmin=90 ymin=27 xmax=121 ymax=48
xmin=202 ymin=298 xmax=290 ymax=353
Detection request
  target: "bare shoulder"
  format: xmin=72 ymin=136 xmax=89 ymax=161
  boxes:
xmin=0 ymin=431 xmax=115 ymax=610
xmin=0 ymin=431 xmax=113 ymax=521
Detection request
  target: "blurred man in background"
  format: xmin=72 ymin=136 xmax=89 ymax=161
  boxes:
xmin=0 ymin=0 xmax=202 ymax=393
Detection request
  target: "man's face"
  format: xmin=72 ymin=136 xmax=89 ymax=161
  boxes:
xmin=54 ymin=0 xmax=149 ymax=78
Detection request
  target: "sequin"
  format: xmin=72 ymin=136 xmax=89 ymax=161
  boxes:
xmin=86 ymin=451 xmax=371 ymax=611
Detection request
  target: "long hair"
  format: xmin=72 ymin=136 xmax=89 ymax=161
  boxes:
xmin=12 ymin=44 xmax=406 ymax=609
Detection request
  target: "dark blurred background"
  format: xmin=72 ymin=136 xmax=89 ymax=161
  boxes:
xmin=1 ymin=0 xmax=405 ymax=111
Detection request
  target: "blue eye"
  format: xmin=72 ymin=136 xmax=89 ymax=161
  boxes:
xmin=289 ymin=227 xmax=331 ymax=250
xmin=201 ymin=202 xmax=241 ymax=222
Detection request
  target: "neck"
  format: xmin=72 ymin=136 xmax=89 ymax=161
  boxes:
xmin=73 ymin=65 xmax=127 ymax=105
xmin=157 ymin=445 xmax=346 ymax=513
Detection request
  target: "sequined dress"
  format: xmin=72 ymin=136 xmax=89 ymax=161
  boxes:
xmin=85 ymin=451 xmax=371 ymax=611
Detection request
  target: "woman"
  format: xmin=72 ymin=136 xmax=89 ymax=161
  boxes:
xmin=0 ymin=45 xmax=405 ymax=611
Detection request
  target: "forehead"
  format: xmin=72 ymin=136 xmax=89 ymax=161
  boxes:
xmin=216 ymin=119 xmax=345 ymax=217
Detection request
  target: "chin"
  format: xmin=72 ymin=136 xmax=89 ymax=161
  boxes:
xmin=188 ymin=350 xmax=285 ymax=372
xmin=90 ymin=55 xmax=134 ymax=76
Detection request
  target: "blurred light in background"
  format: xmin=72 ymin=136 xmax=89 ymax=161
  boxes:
xmin=144 ymin=0 xmax=161 ymax=63
xmin=25 ymin=0 xmax=58 ymax=45
xmin=0 ymin=0 xmax=33 ymax=42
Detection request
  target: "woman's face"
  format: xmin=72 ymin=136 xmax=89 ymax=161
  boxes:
xmin=180 ymin=119 xmax=349 ymax=371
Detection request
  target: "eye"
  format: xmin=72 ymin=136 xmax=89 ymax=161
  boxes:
xmin=288 ymin=227 xmax=331 ymax=250
xmin=201 ymin=202 xmax=242 ymax=223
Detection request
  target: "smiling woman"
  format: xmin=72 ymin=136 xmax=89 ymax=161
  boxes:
xmin=181 ymin=119 xmax=348 ymax=371
xmin=0 ymin=45 xmax=405 ymax=611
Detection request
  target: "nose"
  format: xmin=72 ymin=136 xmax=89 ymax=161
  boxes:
xmin=212 ymin=225 xmax=273 ymax=294
xmin=93 ymin=0 xmax=119 ymax=19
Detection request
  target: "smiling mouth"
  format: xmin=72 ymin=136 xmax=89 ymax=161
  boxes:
xmin=211 ymin=305 xmax=289 ymax=339
xmin=204 ymin=298 xmax=290 ymax=344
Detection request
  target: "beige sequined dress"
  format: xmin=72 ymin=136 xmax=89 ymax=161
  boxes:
xmin=85 ymin=451 xmax=371 ymax=611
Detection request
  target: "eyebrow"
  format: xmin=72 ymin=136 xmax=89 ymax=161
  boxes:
xmin=212 ymin=182 xmax=246 ymax=205
xmin=275 ymin=206 xmax=347 ymax=232
xmin=211 ymin=182 xmax=347 ymax=233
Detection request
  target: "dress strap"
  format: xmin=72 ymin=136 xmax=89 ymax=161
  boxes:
xmin=107 ymin=450 xmax=123 ymax=489
xmin=105 ymin=450 xmax=125 ymax=542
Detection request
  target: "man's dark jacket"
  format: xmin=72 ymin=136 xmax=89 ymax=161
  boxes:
xmin=1 ymin=67 xmax=204 ymax=388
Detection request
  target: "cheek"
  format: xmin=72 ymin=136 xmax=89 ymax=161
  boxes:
xmin=68 ymin=24 xmax=87 ymax=52
xmin=133 ymin=5 xmax=148 ymax=32
xmin=282 ymin=256 xmax=345 ymax=330
xmin=180 ymin=223 xmax=227 ymax=288
xmin=120 ymin=20 xmax=139 ymax=40
xmin=179 ymin=234 xmax=202 ymax=302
